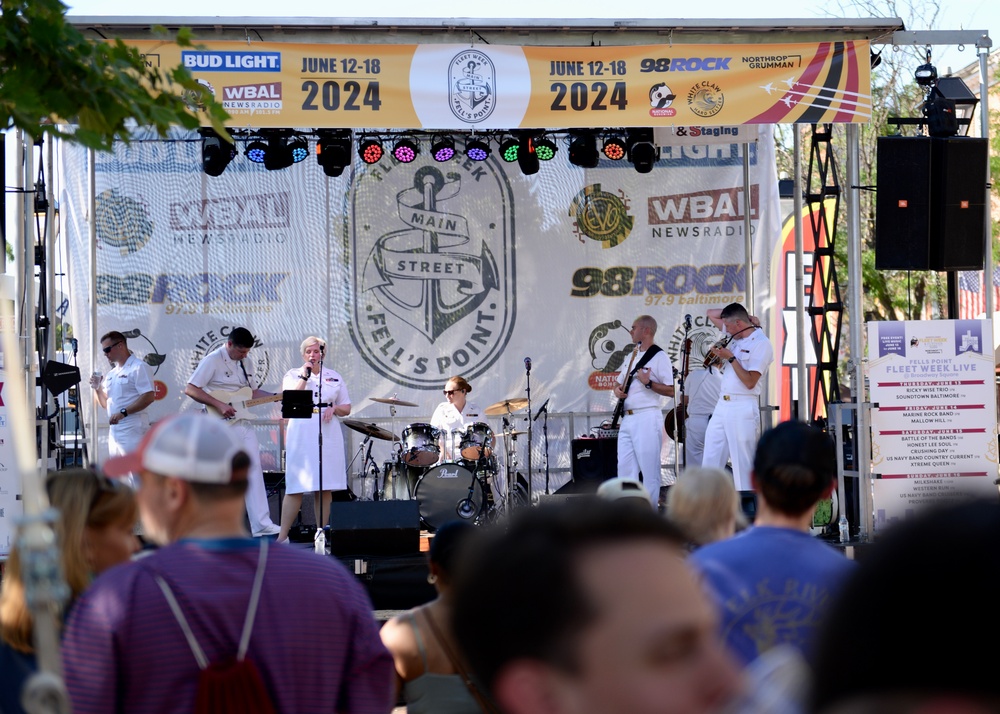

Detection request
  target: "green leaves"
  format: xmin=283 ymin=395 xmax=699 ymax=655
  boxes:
xmin=0 ymin=0 xmax=228 ymax=150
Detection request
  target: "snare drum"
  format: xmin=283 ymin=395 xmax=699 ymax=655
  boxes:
xmin=414 ymin=462 xmax=485 ymax=531
xmin=401 ymin=423 xmax=441 ymax=467
xmin=459 ymin=422 xmax=495 ymax=461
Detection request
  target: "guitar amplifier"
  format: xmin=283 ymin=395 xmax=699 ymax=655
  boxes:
xmin=570 ymin=438 xmax=618 ymax=485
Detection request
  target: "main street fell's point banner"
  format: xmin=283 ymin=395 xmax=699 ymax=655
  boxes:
xmin=128 ymin=39 xmax=871 ymax=129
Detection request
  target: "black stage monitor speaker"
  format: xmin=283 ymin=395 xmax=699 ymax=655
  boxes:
xmin=568 ymin=438 xmax=618 ymax=489
xmin=328 ymin=501 xmax=420 ymax=557
xmin=875 ymin=136 xmax=987 ymax=271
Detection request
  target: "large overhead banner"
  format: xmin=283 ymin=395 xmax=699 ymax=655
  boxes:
xmin=130 ymin=39 xmax=871 ymax=129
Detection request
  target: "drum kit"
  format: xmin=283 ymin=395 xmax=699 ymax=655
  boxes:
xmin=342 ymin=394 xmax=531 ymax=531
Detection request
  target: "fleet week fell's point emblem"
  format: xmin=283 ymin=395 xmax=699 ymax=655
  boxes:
xmin=569 ymin=185 xmax=634 ymax=248
xmin=449 ymin=49 xmax=496 ymax=123
xmin=350 ymin=162 xmax=515 ymax=389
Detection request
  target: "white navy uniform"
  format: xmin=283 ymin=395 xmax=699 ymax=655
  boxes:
xmin=615 ymin=347 xmax=672 ymax=504
xmin=682 ymin=367 xmax=723 ymax=469
xmin=103 ymin=354 xmax=155 ymax=484
xmin=188 ymin=346 xmax=277 ymax=536
xmin=430 ymin=401 xmax=483 ymax=462
xmin=282 ymin=367 xmax=350 ymax=493
xmin=701 ymin=328 xmax=774 ymax=490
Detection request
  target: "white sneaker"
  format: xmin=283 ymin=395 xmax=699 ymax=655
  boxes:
xmin=254 ymin=524 xmax=281 ymax=537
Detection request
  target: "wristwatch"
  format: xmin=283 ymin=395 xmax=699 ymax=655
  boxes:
xmin=645 ymin=381 xmax=653 ymax=390
xmin=120 ymin=408 xmax=128 ymax=417
xmin=727 ymin=356 xmax=736 ymax=363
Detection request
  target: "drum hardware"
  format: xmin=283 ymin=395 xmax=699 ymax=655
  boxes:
xmin=346 ymin=433 xmax=382 ymax=501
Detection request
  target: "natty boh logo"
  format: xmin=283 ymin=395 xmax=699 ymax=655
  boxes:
xmin=586 ymin=319 xmax=634 ymax=391
xmin=350 ymin=160 xmax=515 ymax=389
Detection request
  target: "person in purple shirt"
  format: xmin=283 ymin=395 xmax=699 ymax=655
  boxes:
xmin=61 ymin=412 xmax=395 ymax=714
xmin=690 ymin=420 xmax=854 ymax=666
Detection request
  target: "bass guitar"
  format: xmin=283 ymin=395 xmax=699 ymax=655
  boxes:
xmin=206 ymin=387 xmax=283 ymax=421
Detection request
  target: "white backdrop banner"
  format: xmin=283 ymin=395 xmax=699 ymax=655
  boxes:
xmin=50 ymin=126 xmax=781 ymax=496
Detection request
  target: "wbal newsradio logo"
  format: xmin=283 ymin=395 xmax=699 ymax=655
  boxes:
xmin=349 ymin=160 xmax=515 ymax=389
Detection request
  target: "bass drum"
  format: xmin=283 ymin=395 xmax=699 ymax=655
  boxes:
xmin=414 ymin=462 xmax=484 ymax=531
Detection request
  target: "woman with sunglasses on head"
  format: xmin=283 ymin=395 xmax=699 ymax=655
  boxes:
xmin=1 ymin=468 xmax=140 ymax=714
xmin=430 ymin=377 xmax=483 ymax=463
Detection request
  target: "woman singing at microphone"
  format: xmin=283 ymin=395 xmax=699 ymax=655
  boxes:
xmin=277 ymin=336 xmax=352 ymax=542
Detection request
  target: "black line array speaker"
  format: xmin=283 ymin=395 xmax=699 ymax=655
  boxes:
xmin=327 ymin=500 xmax=420 ymax=557
xmin=875 ymin=136 xmax=987 ymax=271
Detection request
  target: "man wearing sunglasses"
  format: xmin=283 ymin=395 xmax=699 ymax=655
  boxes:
xmin=89 ymin=331 xmax=155 ymax=485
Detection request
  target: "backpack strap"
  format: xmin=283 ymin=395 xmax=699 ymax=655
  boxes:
xmin=155 ymin=539 xmax=270 ymax=668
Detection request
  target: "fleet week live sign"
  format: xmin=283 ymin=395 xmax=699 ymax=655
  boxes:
xmin=867 ymin=320 xmax=998 ymax=521
xmin=128 ymin=39 xmax=871 ymax=130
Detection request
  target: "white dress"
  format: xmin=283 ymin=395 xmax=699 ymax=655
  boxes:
xmin=282 ymin=367 xmax=350 ymax=493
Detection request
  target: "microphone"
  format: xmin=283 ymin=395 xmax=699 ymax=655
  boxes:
xmin=365 ymin=438 xmax=373 ymax=463
xmin=320 ymin=343 xmax=325 ymax=354
xmin=533 ymin=398 xmax=550 ymax=422
xmin=524 ymin=357 xmax=532 ymax=373
xmin=305 ymin=365 xmax=312 ymax=377
xmin=685 ymin=314 xmax=692 ymax=330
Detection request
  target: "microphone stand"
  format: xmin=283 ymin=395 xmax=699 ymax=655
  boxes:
xmin=525 ymin=361 xmax=532 ymax=504
xmin=537 ymin=402 xmax=551 ymax=494
xmin=314 ymin=356 xmax=328 ymax=554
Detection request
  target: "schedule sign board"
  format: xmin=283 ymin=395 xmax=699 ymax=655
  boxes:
xmin=868 ymin=319 xmax=998 ymax=526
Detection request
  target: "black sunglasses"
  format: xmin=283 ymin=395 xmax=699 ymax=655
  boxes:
xmin=444 ymin=389 xmax=462 ymax=396
xmin=102 ymin=341 xmax=123 ymax=354
xmin=89 ymin=473 xmax=126 ymax=511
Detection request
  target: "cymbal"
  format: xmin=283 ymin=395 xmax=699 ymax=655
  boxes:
xmin=484 ymin=397 xmax=529 ymax=416
xmin=343 ymin=419 xmax=397 ymax=441
xmin=370 ymin=396 xmax=418 ymax=407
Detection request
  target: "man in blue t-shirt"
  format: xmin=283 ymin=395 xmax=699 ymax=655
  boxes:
xmin=690 ymin=420 xmax=854 ymax=666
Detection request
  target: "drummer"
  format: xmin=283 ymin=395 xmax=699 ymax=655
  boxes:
xmin=430 ymin=376 xmax=483 ymax=462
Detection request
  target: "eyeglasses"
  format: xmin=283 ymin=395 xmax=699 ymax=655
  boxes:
xmin=102 ymin=341 xmax=123 ymax=354
xmin=444 ymin=390 xmax=462 ymax=396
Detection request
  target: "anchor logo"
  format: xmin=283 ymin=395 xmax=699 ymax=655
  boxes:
xmin=449 ymin=49 xmax=497 ymax=124
xmin=363 ymin=167 xmax=499 ymax=343
xmin=350 ymin=158 xmax=515 ymax=389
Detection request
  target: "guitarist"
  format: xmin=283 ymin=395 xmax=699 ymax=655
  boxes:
xmin=611 ymin=315 xmax=673 ymax=506
xmin=184 ymin=326 xmax=279 ymax=537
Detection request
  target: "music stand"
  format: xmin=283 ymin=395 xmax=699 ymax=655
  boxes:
xmin=281 ymin=390 xmax=314 ymax=419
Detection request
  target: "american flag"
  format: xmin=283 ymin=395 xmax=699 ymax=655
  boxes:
xmin=958 ymin=268 xmax=1000 ymax=318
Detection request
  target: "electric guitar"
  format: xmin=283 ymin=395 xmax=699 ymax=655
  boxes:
xmin=610 ymin=345 xmax=639 ymax=429
xmin=206 ymin=387 xmax=282 ymax=421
